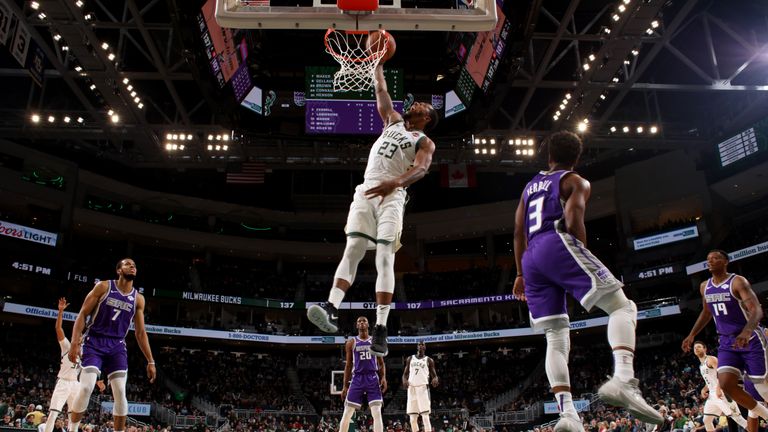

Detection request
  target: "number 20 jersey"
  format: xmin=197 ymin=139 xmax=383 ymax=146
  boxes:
xmin=522 ymin=170 xmax=572 ymax=243
xmin=364 ymin=121 xmax=425 ymax=183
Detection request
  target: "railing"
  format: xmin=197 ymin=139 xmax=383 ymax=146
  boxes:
xmin=492 ymin=402 xmax=543 ymax=425
xmin=151 ymin=403 xmax=177 ymax=427
xmin=174 ymin=415 xmax=211 ymax=428
xmin=470 ymin=415 xmax=494 ymax=430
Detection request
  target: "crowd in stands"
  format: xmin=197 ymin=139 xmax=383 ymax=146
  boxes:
xmin=157 ymin=351 xmax=303 ymax=413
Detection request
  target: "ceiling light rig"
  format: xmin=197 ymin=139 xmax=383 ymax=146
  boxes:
xmin=607 ymin=124 xmax=659 ymax=135
xmin=29 ymin=112 xmax=87 ymax=126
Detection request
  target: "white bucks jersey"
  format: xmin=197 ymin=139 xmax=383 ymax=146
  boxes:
xmin=699 ymin=356 xmax=719 ymax=397
xmin=364 ymin=121 xmax=425 ymax=183
xmin=58 ymin=337 xmax=79 ymax=380
xmin=408 ymin=355 xmax=430 ymax=386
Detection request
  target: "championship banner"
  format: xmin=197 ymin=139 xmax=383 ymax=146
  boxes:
xmin=633 ymin=225 xmax=698 ymax=251
xmin=101 ymin=402 xmax=151 ymax=416
xmin=3 ymin=302 xmax=680 ymax=345
xmin=686 ymin=240 xmax=768 ymax=275
xmin=0 ymin=220 xmax=58 ymax=246
xmin=544 ymin=399 xmax=590 ymax=414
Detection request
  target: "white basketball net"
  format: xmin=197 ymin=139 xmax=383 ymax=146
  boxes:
xmin=324 ymin=29 xmax=389 ymax=92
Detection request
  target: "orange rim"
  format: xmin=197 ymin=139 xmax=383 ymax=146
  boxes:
xmin=324 ymin=28 xmax=389 ymax=64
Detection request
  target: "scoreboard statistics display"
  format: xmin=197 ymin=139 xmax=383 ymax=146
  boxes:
xmin=305 ymin=66 xmax=404 ymax=135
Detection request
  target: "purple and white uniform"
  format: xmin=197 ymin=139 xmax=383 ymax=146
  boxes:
xmin=346 ymin=336 xmax=383 ymax=408
xmin=704 ymin=273 xmax=767 ymax=380
xmin=81 ymin=280 xmax=137 ymax=377
xmin=521 ymin=170 xmax=622 ymax=330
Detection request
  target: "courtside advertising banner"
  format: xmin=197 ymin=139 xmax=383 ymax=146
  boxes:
xmin=100 ymin=402 xmax=151 ymax=416
xmin=0 ymin=220 xmax=58 ymax=246
xmin=3 ymin=302 xmax=680 ymax=345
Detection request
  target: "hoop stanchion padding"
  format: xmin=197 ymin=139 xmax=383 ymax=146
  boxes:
xmin=338 ymin=0 xmax=379 ymax=12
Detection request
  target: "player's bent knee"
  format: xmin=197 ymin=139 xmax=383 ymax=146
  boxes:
xmin=595 ymin=290 xmax=635 ymax=316
xmin=72 ymin=371 xmax=98 ymax=413
xmin=110 ymin=375 xmax=129 ymax=416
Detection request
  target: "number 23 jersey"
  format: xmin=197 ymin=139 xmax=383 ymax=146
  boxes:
xmin=364 ymin=121 xmax=425 ymax=183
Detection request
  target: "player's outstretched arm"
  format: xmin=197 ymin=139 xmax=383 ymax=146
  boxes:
xmin=682 ymin=282 xmax=713 ymax=352
xmin=55 ymin=297 xmax=69 ymax=342
xmin=341 ymin=339 xmax=354 ymax=400
xmin=374 ymin=64 xmax=403 ymax=126
xmin=732 ymin=276 xmax=763 ymax=348
xmin=69 ymin=281 xmax=109 ymax=362
xmin=428 ymin=358 xmax=438 ymax=387
xmin=562 ymin=174 xmax=591 ymax=245
xmin=512 ymin=195 xmax=527 ymax=301
xmin=402 ymin=356 xmax=410 ymax=388
xmin=134 ymin=294 xmax=156 ymax=383
xmin=377 ymin=356 xmax=387 ymax=394
xmin=364 ymin=137 xmax=435 ymax=200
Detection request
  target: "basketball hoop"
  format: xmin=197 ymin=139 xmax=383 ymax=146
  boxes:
xmin=324 ymin=28 xmax=389 ymax=92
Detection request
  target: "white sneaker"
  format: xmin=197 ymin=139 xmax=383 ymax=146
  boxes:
xmin=598 ymin=376 xmax=663 ymax=425
xmin=553 ymin=413 xmax=585 ymax=432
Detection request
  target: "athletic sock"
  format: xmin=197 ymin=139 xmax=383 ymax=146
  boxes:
xmin=328 ymin=287 xmax=345 ymax=309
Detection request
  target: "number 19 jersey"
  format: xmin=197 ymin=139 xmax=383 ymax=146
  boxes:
xmin=704 ymin=274 xmax=745 ymax=337
xmin=364 ymin=121 xmax=425 ymax=183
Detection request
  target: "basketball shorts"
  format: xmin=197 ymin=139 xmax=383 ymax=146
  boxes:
xmin=522 ymin=231 xmax=623 ymax=331
xmin=49 ymin=379 xmax=79 ymax=412
xmin=81 ymin=336 xmax=129 ymax=377
xmin=344 ymin=181 xmax=406 ymax=251
xmin=717 ymin=328 xmax=768 ymax=381
xmin=346 ymin=374 xmax=383 ymax=408
xmin=407 ymin=385 xmax=431 ymax=415
xmin=703 ymin=396 xmax=737 ymax=417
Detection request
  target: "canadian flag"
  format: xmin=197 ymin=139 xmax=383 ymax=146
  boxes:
xmin=440 ymin=164 xmax=477 ymax=188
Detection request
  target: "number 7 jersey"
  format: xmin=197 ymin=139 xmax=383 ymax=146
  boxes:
xmin=704 ymin=274 xmax=747 ymax=337
xmin=85 ymin=280 xmax=137 ymax=340
xmin=364 ymin=121 xmax=425 ymax=183
xmin=522 ymin=170 xmax=573 ymax=243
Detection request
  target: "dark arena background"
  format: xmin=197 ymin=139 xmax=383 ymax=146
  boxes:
xmin=1 ymin=0 xmax=768 ymax=432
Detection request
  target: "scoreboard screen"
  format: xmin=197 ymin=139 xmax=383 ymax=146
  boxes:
xmin=305 ymin=66 xmax=404 ymax=135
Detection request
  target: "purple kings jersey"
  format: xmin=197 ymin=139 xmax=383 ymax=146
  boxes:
xmin=85 ymin=280 xmax=137 ymax=339
xmin=522 ymin=170 xmax=572 ymax=243
xmin=704 ymin=274 xmax=746 ymax=337
xmin=352 ymin=337 xmax=378 ymax=376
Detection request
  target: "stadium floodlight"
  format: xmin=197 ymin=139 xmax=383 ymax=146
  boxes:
xmin=650 ymin=125 xmax=658 ymax=134
xmin=636 ymin=126 xmax=644 ymax=133
xmin=622 ymin=126 xmax=630 ymax=133
xmin=48 ymin=115 xmax=55 ymax=123
xmin=31 ymin=114 xmax=40 ymax=123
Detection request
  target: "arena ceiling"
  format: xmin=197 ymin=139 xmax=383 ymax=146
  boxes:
xmin=0 ymin=0 xmax=767 ymax=174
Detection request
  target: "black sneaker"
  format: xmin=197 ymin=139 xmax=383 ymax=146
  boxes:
xmin=306 ymin=303 xmax=339 ymax=333
xmin=370 ymin=325 xmax=388 ymax=357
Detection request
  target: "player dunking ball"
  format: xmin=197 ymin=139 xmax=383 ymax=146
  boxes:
xmin=513 ymin=131 xmax=662 ymax=431
xmin=682 ymin=250 xmax=768 ymax=420
xmin=67 ymin=258 xmax=155 ymax=432
xmin=692 ymin=341 xmax=748 ymax=431
xmin=340 ymin=317 xmax=388 ymax=432
xmin=307 ymin=54 xmax=438 ymax=357
xmin=403 ymin=341 xmax=438 ymax=432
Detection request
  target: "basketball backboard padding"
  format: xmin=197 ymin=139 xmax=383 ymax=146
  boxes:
xmin=215 ymin=0 xmax=497 ymax=32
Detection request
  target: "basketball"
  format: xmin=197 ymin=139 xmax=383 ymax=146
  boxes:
xmin=367 ymin=30 xmax=396 ymax=62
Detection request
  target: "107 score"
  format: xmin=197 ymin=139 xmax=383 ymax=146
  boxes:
xmin=11 ymin=262 xmax=52 ymax=275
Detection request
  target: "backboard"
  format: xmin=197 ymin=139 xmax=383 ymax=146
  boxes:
xmin=330 ymin=370 xmax=345 ymax=395
xmin=215 ymin=0 xmax=497 ymax=32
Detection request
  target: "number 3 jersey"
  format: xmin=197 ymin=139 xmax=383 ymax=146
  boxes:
xmin=522 ymin=170 xmax=572 ymax=243
xmin=704 ymin=274 xmax=747 ymax=337
xmin=364 ymin=121 xmax=425 ymax=184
